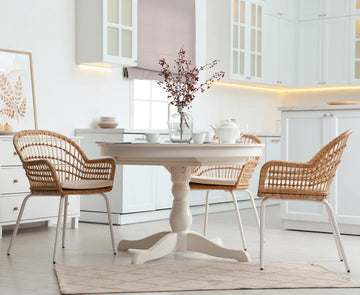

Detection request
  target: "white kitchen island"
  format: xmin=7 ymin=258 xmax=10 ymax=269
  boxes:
xmin=280 ymin=104 xmax=360 ymax=234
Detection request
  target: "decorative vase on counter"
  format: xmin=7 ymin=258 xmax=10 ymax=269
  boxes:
xmin=168 ymin=106 xmax=193 ymax=143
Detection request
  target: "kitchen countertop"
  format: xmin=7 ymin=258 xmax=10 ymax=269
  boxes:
xmin=75 ymin=128 xmax=280 ymax=137
xmin=279 ymin=104 xmax=360 ymax=111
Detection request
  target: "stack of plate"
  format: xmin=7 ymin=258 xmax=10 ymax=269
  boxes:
xmin=98 ymin=117 xmax=118 ymax=129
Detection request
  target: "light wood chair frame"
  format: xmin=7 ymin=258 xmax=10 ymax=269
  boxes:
xmin=258 ymin=129 xmax=353 ymax=272
xmin=7 ymin=130 xmax=117 ymax=263
xmin=190 ymin=134 xmax=263 ymax=251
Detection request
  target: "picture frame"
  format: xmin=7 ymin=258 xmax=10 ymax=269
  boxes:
xmin=0 ymin=48 xmax=37 ymax=133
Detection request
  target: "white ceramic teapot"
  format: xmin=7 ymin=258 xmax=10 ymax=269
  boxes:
xmin=210 ymin=120 xmax=247 ymax=144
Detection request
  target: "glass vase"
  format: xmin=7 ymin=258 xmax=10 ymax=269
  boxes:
xmin=168 ymin=106 xmax=193 ymax=143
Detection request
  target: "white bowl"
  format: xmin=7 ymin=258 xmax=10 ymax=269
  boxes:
xmin=100 ymin=116 xmax=116 ymax=122
xmin=98 ymin=122 xmax=118 ymax=129
xmin=145 ymin=132 xmax=160 ymax=143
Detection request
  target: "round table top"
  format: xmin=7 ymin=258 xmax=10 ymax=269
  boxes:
xmin=98 ymin=142 xmax=264 ymax=166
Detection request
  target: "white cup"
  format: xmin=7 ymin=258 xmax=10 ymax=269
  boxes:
xmin=201 ymin=131 xmax=214 ymax=142
xmin=145 ymin=132 xmax=160 ymax=143
xmin=192 ymin=132 xmax=205 ymax=144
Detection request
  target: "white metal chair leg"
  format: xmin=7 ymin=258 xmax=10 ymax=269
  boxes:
xmin=260 ymin=197 xmax=268 ymax=270
xmin=7 ymin=193 xmax=32 ymax=255
xmin=322 ymin=200 xmax=350 ymax=273
xmin=100 ymin=193 xmax=116 ymax=255
xmin=203 ymin=190 xmax=210 ymax=236
xmin=53 ymin=197 xmax=65 ymax=264
xmin=323 ymin=201 xmax=343 ymax=262
xmin=230 ymin=191 xmax=247 ymax=251
xmin=245 ymin=189 xmax=260 ymax=230
xmin=62 ymin=195 xmax=68 ymax=249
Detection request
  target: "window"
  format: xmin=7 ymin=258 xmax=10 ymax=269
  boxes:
xmin=131 ymin=80 xmax=170 ymax=129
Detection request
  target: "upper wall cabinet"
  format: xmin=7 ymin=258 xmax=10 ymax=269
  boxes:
xmin=349 ymin=16 xmax=360 ymax=83
xmin=263 ymin=0 xmax=296 ymax=20
xmin=298 ymin=17 xmax=349 ymax=86
xmin=76 ymin=0 xmax=137 ymax=67
xmin=230 ymin=0 xmax=264 ymax=83
xmin=263 ymin=15 xmax=296 ymax=86
xmin=298 ymin=0 xmax=350 ymax=21
xmin=351 ymin=0 xmax=360 ymax=15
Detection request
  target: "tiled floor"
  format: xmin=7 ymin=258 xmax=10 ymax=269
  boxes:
xmin=0 ymin=204 xmax=359 ymax=295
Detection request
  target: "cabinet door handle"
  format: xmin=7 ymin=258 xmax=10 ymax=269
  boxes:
xmin=319 ymin=14 xmax=322 ymax=16
xmin=271 ymin=139 xmax=281 ymax=142
xmin=323 ymin=114 xmax=327 ymax=117
xmin=318 ymin=82 xmax=322 ymax=84
xmin=13 ymin=207 xmax=18 ymax=211
xmin=246 ymin=76 xmax=252 ymax=80
xmin=277 ymin=12 xmax=283 ymax=16
xmin=323 ymin=14 xmax=327 ymax=16
xmin=13 ymin=179 xmax=19 ymax=183
xmin=330 ymin=113 xmax=334 ymax=117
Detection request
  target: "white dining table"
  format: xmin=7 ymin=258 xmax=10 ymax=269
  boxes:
xmin=98 ymin=142 xmax=264 ymax=264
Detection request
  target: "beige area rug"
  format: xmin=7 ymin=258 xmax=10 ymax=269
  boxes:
xmin=55 ymin=261 xmax=360 ymax=294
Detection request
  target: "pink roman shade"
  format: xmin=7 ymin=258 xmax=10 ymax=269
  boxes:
xmin=124 ymin=0 xmax=196 ymax=80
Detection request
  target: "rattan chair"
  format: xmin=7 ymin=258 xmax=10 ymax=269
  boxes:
xmin=258 ymin=129 xmax=353 ymax=272
xmin=7 ymin=130 xmax=117 ymax=263
xmin=190 ymin=134 xmax=263 ymax=251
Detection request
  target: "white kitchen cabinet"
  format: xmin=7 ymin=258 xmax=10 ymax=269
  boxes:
xmin=263 ymin=15 xmax=296 ymax=86
xmin=297 ymin=20 xmax=323 ymax=86
xmin=0 ymin=136 xmax=80 ymax=239
xmin=281 ymin=106 xmax=360 ymax=234
xmin=298 ymin=17 xmax=349 ymax=87
xmin=76 ymin=0 xmax=137 ymax=67
xmin=230 ymin=0 xmax=264 ymax=83
xmin=263 ymin=0 xmax=296 ymax=20
xmin=298 ymin=0 xmax=350 ymax=21
xmin=248 ymin=136 xmax=281 ymax=199
xmin=349 ymin=15 xmax=360 ymax=84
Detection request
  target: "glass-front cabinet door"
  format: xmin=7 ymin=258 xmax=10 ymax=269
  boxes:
xmin=230 ymin=0 xmax=263 ymax=83
xmin=349 ymin=16 xmax=360 ymax=84
xmin=103 ymin=0 xmax=137 ymax=66
xmin=351 ymin=0 xmax=360 ymax=15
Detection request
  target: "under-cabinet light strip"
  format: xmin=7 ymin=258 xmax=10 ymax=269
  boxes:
xmin=78 ymin=64 xmax=112 ymax=71
xmin=214 ymin=81 xmax=360 ymax=93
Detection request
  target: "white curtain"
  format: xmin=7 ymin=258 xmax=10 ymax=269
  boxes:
xmin=124 ymin=0 xmax=196 ymax=80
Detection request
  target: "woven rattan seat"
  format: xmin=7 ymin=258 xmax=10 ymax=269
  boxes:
xmin=258 ymin=129 xmax=353 ymax=273
xmin=7 ymin=130 xmax=117 ymax=263
xmin=190 ymin=134 xmax=263 ymax=251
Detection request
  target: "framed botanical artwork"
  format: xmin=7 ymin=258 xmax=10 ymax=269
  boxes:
xmin=0 ymin=49 xmax=37 ymax=133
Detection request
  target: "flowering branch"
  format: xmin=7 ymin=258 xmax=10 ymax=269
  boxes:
xmin=157 ymin=48 xmax=225 ymax=108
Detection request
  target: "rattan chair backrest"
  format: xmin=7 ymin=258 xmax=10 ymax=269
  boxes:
xmin=13 ymin=130 xmax=89 ymax=182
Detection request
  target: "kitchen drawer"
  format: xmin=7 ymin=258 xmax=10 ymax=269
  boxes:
xmin=0 ymin=140 xmax=21 ymax=166
xmin=0 ymin=167 xmax=30 ymax=194
xmin=0 ymin=194 xmax=79 ymax=223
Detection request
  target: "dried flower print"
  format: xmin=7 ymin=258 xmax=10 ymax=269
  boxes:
xmin=0 ymin=74 xmax=27 ymax=121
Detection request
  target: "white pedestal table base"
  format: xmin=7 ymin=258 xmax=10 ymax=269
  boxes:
xmin=118 ymin=166 xmax=250 ymax=264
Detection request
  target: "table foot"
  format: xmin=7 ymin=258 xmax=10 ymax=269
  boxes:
xmin=131 ymin=233 xmax=177 ymax=264
xmin=186 ymin=232 xmax=250 ymax=262
xmin=118 ymin=231 xmax=171 ymax=251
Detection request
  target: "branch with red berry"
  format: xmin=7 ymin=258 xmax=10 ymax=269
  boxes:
xmin=157 ymin=48 xmax=225 ymax=108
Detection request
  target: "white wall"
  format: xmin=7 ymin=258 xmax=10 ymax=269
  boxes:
xmin=192 ymin=85 xmax=281 ymax=133
xmin=0 ymin=0 xmax=281 ymax=136
xmin=0 ymin=0 xmax=130 ymax=136
xmin=281 ymin=89 xmax=360 ymax=106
